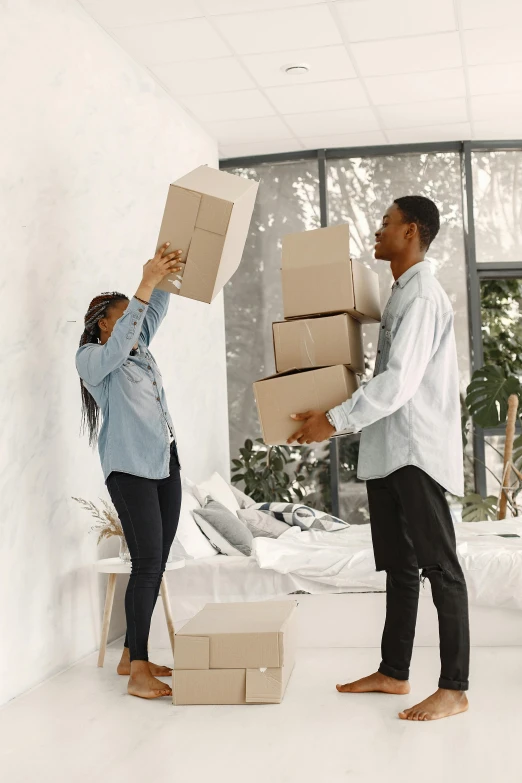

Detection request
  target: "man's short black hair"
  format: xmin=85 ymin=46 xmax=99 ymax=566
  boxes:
xmin=393 ymin=195 xmax=440 ymax=250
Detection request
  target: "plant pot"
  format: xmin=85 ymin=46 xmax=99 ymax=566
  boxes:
xmin=118 ymin=536 xmax=131 ymax=563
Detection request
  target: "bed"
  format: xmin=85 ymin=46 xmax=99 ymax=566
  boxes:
xmin=148 ymin=514 xmax=522 ymax=649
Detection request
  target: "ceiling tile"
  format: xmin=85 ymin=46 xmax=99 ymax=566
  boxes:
xmin=219 ymin=138 xmax=306 ymax=159
xmin=378 ymin=98 xmax=468 ymax=129
xmin=152 ymin=58 xmax=254 ymax=95
xmin=265 ymin=79 xmax=368 ymax=114
xmin=473 ymin=120 xmax=522 ymax=139
xmin=386 ymin=123 xmax=472 ymax=144
xmin=365 ymin=68 xmax=466 ymax=106
xmin=300 ymin=130 xmax=387 ymax=149
xmin=79 ymin=0 xmax=202 ymax=27
xmin=207 ymin=115 xmax=294 ymax=143
xmin=468 ymin=62 xmax=522 ymax=96
xmin=111 ymin=17 xmax=230 ymax=65
xmin=203 ymin=0 xmax=324 ymax=13
xmin=351 ymin=32 xmax=462 ymax=76
xmin=284 ymin=107 xmax=380 ymax=136
xmin=213 ymin=6 xmax=342 ymax=55
xmin=471 ymin=93 xmax=522 ymax=123
xmin=335 ymin=0 xmax=456 ymax=42
xmin=461 ymin=0 xmax=522 ymax=29
xmin=181 ymin=90 xmax=275 ymax=122
xmin=241 ymin=45 xmax=356 ymax=87
xmin=464 ymin=28 xmax=522 ymax=66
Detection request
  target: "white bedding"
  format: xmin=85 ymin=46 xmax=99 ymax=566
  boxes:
xmin=253 ymin=521 xmax=522 ymax=612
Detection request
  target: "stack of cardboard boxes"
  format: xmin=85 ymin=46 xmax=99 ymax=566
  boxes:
xmin=173 ymin=600 xmax=297 ymax=705
xmin=254 ymin=224 xmax=382 ymax=444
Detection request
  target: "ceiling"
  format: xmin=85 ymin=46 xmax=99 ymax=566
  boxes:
xmin=78 ymin=0 xmax=522 ymax=159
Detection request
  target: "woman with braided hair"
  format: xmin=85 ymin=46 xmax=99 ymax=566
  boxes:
xmin=76 ymin=242 xmax=185 ymax=700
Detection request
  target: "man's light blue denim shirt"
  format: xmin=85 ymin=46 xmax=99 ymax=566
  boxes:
xmin=76 ymin=290 xmax=176 ymax=481
xmin=328 ymin=261 xmax=464 ymax=497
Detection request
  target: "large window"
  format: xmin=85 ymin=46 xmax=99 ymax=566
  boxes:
xmin=222 ymin=142 xmax=522 ymax=519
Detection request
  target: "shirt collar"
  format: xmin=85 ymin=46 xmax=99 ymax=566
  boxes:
xmin=393 ymin=261 xmax=432 ymax=289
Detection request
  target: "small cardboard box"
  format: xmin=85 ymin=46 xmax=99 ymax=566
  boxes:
xmin=173 ymin=601 xmax=297 ymax=706
xmin=253 ymin=365 xmax=358 ymax=446
xmin=155 ymin=165 xmax=258 ymax=303
xmin=281 ymin=224 xmax=381 ymax=323
xmin=273 ymin=313 xmax=364 ymax=374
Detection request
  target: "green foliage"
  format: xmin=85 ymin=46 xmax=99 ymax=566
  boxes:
xmin=465 ymin=366 xmax=521 ymax=428
xmin=481 ymin=279 xmax=522 ymax=376
xmin=231 ymin=438 xmax=307 ymax=504
xmin=461 ymin=494 xmax=499 ymax=522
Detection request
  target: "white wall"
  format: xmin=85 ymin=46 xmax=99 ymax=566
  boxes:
xmin=0 ymin=0 xmax=228 ymax=705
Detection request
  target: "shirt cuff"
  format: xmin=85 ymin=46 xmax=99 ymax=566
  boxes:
xmin=328 ymin=400 xmax=356 ymax=435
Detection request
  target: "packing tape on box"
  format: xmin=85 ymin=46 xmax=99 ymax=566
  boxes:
xmin=300 ymin=323 xmax=317 ymax=367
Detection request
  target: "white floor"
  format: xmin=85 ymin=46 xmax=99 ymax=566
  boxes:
xmin=1 ymin=644 xmax=521 ymax=783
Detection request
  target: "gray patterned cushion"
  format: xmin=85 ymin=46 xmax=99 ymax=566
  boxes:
xmin=236 ymin=508 xmax=289 ymax=538
xmin=192 ymin=499 xmax=254 ymax=556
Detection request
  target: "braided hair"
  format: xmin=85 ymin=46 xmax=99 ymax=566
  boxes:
xmin=79 ymin=291 xmax=128 ymax=446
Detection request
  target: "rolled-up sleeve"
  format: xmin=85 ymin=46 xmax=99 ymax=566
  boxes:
xmin=76 ymin=298 xmax=149 ymax=386
xmin=328 ymin=298 xmax=441 ymax=434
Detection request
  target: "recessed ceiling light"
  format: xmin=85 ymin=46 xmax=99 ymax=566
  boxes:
xmin=282 ymin=63 xmax=310 ymax=75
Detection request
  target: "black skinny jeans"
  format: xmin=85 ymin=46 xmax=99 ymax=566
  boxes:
xmin=367 ymin=466 xmax=470 ymax=691
xmin=106 ymin=441 xmax=182 ymax=662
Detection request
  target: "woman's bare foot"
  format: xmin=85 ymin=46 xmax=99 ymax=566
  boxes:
xmin=336 ymin=672 xmax=410 ymax=695
xmin=117 ymin=648 xmax=172 ymax=677
xmin=127 ymin=661 xmax=172 ymax=700
xmin=399 ymin=689 xmax=469 ymax=721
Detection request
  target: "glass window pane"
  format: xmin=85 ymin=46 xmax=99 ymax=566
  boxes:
xmin=472 ymin=150 xmax=522 ymax=264
xmin=222 ymin=160 xmax=328 ymax=506
xmin=327 ymin=152 xmax=472 ymax=516
xmin=480 ymin=278 xmax=522 ymax=377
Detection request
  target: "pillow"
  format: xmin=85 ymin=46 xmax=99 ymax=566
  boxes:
xmin=193 ymin=472 xmax=240 ymax=515
xmin=237 ymin=508 xmax=289 ymax=539
xmin=254 ymin=502 xmax=349 ymax=532
xmin=192 ymin=499 xmax=254 ymax=556
xmin=230 ymin=484 xmax=257 ymax=509
xmin=175 ymin=486 xmax=218 ymax=559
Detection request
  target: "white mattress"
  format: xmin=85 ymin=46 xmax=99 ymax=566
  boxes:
xmin=168 ymin=520 xmax=522 ymax=621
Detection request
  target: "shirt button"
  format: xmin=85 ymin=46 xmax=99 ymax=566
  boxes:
xmin=381 ymin=325 xmax=385 ymax=329
xmin=156 ymin=397 xmax=160 ymax=402
xmin=148 ymin=365 xmax=151 ymax=370
xmin=153 ymin=381 xmax=157 ymax=386
xmin=378 ymin=349 xmax=381 ymax=354
xmin=139 ymin=309 xmax=143 ymax=313
xmin=133 ymin=321 xmax=137 ymax=325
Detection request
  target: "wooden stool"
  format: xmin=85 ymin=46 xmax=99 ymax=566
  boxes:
xmin=96 ymin=557 xmax=186 ymax=667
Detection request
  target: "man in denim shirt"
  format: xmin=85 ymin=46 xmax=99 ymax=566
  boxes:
xmin=289 ymin=197 xmax=470 ymax=721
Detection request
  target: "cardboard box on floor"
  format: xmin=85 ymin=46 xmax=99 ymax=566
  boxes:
xmin=155 ymin=165 xmax=258 ymax=304
xmin=173 ymin=601 xmax=297 ymax=706
xmin=273 ymin=313 xmax=365 ymax=374
xmin=281 ymin=224 xmax=381 ymax=323
xmin=253 ymin=365 xmax=358 ymax=446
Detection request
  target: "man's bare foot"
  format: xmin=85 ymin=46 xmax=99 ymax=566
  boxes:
xmin=399 ymin=689 xmax=469 ymax=721
xmin=336 ymin=671 xmax=410 ymax=695
xmin=117 ymin=648 xmax=172 ymax=677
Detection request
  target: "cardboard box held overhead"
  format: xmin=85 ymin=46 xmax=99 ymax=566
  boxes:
xmin=281 ymin=224 xmax=381 ymax=323
xmin=155 ymin=165 xmax=258 ymax=304
xmin=253 ymin=365 xmax=359 ymax=446
xmin=273 ymin=313 xmax=365 ymax=374
xmin=173 ymin=600 xmax=297 ymax=706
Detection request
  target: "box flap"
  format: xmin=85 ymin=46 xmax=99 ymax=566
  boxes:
xmin=174 ymin=635 xmax=210 ymax=670
xmin=246 ymin=668 xmax=284 ymax=704
xmin=196 ymin=194 xmax=233 ymax=236
xmin=282 ymin=224 xmax=350 ymax=270
xmin=174 ymin=165 xmax=257 ymax=203
xmin=179 ymin=228 xmax=225 ymax=303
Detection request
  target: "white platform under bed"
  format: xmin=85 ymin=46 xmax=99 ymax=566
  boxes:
xmin=149 ymin=538 xmax=522 ymax=650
